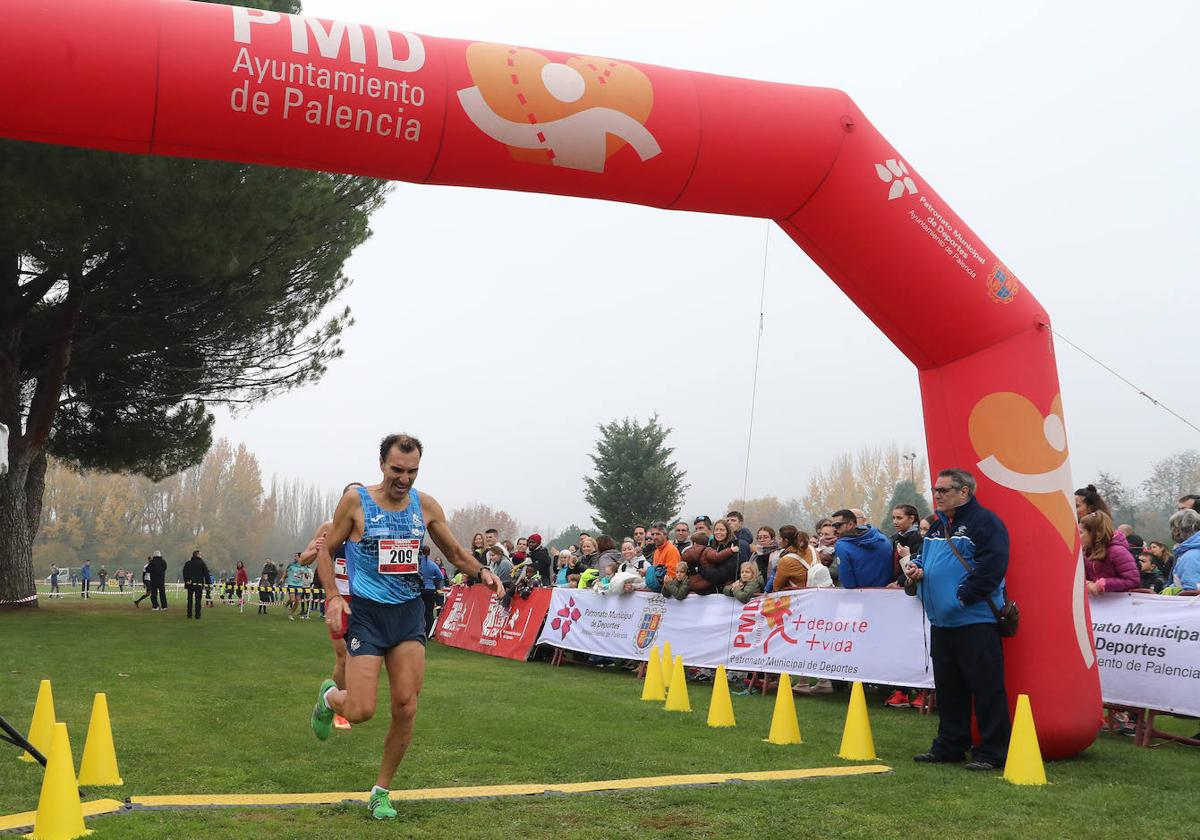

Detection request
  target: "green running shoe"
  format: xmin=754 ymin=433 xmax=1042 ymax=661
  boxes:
xmin=368 ymin=788 xmax=397 ymax=821
xmin=311 ymin=678 xmax=336 ymax=742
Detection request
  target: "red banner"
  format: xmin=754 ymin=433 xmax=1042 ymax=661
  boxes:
xmin=434 ymin=585 xmax=551 ymax=661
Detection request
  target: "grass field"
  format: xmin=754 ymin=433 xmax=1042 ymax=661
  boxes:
xmin=1 ymin=597 xmax=1197 ymax=839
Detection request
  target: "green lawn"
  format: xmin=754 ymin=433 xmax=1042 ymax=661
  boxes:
xmin=1 ymin=598 xmax=1196 ymax=839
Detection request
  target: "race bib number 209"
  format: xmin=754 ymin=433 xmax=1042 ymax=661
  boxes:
xmin=378 ymin=539 xmax=420 ymax=574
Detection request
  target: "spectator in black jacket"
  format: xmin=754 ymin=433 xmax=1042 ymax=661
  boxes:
xmin=725 ymin=511 xmax=754 ymax=563
xmin=182 ymin=550 xmax=210 ymax=620
xmin=261 ymin=558 xmax=279 ymax=602
xmin=148 ymin=550 xmax=168 ymax=611
xmin=134 ymin=558 xmax=153 ymax=607
xmin=526 ymin=533 xmax=553 ymax=586
xmin=672 ymin=521 xmax=691 ymax=556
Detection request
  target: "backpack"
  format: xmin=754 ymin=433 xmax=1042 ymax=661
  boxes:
xmin=644 ymin=563 xmax=664 ymax=592
xmin=799 ymin=552 xmax=834 ymax=589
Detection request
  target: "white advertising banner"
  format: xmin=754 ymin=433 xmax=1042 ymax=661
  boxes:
xmin=537 ymin=588 xmax=935 ymax=688
xmin=1090 ymin=593 xmax=1200 ymax=717
xmin=535 ymin=588 xmax=1200 ymax=714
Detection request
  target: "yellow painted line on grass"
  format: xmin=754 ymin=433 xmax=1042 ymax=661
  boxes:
xmin=0 ymin=798 xmax=124 ymax=832
xmin=132 ymin=764 xmax=891 ymax=808
xmin=0 ymin=766 xmax=891 ymax=830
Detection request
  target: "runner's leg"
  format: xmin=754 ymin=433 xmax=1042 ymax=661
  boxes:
xmin=375 ymin=641 xmax=426 ymax=790
xmin=326 ymin=653 xmax=383 ymax=724
xmin=331 ymin=637 xmax=348 ymax=689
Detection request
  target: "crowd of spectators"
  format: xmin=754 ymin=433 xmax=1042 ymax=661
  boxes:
xmin=453 ymin=488 xmax=1200 ymax=608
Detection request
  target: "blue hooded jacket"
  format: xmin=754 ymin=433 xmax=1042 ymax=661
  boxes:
xmin=1171 ymin=532 xmax=1200 ymax=590
xmin=915 ymin=496 xmax=1009 ymax=628
xmin=835 ymin=525 xmax=894 ymax=588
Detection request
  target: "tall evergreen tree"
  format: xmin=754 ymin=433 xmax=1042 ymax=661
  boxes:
xmin=880 ymin=480 xmax=932 ymax=534
xmin=583 ymin=416 xmax=688 ymax=538
xmin=0 ymin=10 xmax=390 ymax=606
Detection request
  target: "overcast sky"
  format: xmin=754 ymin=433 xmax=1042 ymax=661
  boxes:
xmin=212 ymin=0 xmax=1199 ymax=535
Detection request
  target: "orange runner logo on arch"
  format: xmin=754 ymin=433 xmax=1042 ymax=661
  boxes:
xmin=457 ymin=43 xmax=661 ymax=172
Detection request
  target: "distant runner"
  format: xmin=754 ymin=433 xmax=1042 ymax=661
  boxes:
xmin=310 ymin=434 xmax=502 ymax=821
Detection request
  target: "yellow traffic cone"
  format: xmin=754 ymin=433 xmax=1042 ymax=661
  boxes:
xmin=661 ymin=641 xmax=673 ymax=689
xmin=706 ymin=665 xmax=736 ymax=728
xmin=21 ymin=679 xmax=56 ymax=763
xmin=764 ymin=673 xmax=802 ymax=744
xmin=837 ymin=681 xmax=877 ymax=760
xmin=1003 ymin=693 xmax=1047 ymax=785
xmin=641 ymin=646 xmax=666 ymax=702
xmin=30 ymin=722 xmax=89 ymax=840
xmin=78 ymin=693 xmax=122 ymax=786
xmin=663 ymin=656 xmax=691 ymax=712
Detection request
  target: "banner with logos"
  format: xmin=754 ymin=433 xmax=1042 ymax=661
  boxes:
xmin=536 ymin=588 xmax=935 ymax=689
xmin=1090 ymin=593 xmax=1200 ymax=718
xmin=434 ymin=585 xmax=552 ymax=661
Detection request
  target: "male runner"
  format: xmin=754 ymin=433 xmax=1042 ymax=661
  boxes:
xmin=302 ymin=481 xmax=364 ymax=731
xmin=310 ymin=434 xmax=502 ymax=821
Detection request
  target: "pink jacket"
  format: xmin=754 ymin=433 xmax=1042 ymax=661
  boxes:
xmin=1084 ymin=530 xmax=1140 ymax=592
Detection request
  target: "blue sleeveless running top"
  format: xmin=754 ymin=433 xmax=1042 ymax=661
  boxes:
xmin=345 ymin=486 xmax=426 ymax=604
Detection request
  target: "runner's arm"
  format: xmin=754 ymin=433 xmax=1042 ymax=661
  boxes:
xmin=298 ymin=521 xmax=326 ymax=566
xmin=421 ymin=493 xmax=503 ymax=596
xmin=318 ymin=494 xmax=357 ymax=599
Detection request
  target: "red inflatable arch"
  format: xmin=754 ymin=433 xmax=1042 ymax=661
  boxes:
xmin=1 ymin=0 xmax=1100 ymax=757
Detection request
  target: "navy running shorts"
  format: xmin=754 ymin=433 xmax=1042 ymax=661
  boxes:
xmin=345 ymin=596 xmax=427 ymax=657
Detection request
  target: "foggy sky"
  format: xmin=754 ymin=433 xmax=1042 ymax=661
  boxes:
xmin=212 ymin=0 xmax=1199 ymax=535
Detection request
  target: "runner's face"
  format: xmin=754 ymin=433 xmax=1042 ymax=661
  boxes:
xmin=380 ymin=446 xmax=420 ymax=500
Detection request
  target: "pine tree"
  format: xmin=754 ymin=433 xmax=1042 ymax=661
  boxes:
xmin=583 ymin=416 xmax=688 ymax=538
xmin=0 ymin=80 xmax=389 ymax=606
xmin=880 ymin=480 xmax=932 ymax=534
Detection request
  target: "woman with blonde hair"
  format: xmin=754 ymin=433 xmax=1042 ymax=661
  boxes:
xmin=1080 ymin=511 xmax=1139 ymax=594
xmin=579 ymin=534 xmax=599 ymax=569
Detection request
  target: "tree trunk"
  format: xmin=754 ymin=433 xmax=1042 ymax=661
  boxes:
xmin=0 ymin=445 xmax=44 ymax=610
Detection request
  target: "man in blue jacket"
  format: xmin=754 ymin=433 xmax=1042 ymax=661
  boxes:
xmin=905 ymin=468 xmax=1011 ymax=771
xmin=830 ymin=509 xmax=893 ymax=588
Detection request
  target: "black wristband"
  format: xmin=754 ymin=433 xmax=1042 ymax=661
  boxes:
xmin=475 ymin=567 xmax=489 ymax=583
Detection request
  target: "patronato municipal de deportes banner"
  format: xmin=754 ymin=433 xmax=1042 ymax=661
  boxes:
xmin=535 ymin=588 xmax=1200 ymax=716
xmin=1089 ymin=593 xmax=1200 ymax=718
xmin=536 ymin=587 xmax=936 ymax=689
